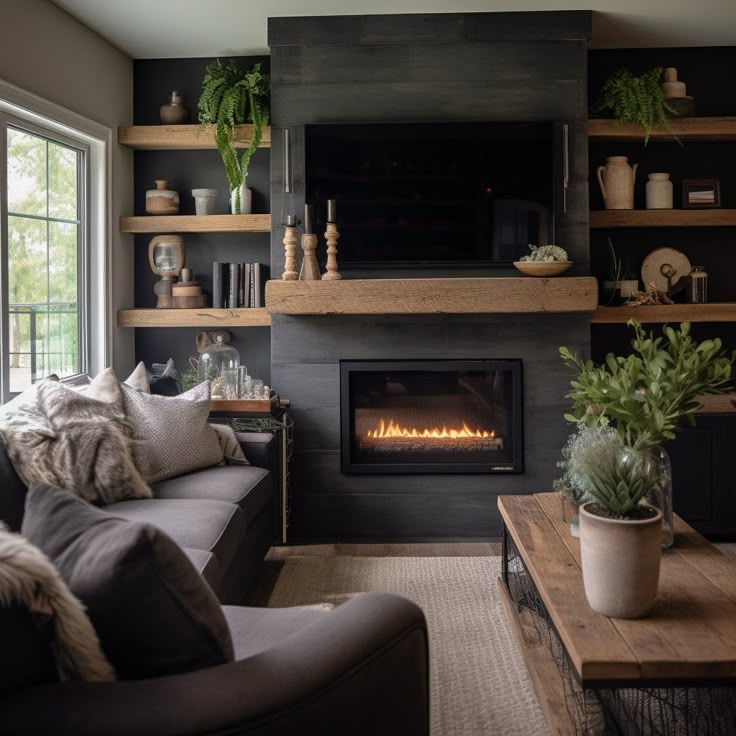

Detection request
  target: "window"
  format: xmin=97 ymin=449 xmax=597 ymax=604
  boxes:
xmin=5 ymin=122 xmax=88 ymax=394
xmin=0 ymin=80 xmax=109 ymax=405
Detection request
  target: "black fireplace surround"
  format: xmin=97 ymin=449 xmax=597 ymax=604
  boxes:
xmin=340 ymin=360 xmax=523 ymax=474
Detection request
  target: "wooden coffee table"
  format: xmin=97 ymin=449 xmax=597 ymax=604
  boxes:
xmin=498 ymin=493 xmax=736 ymax=735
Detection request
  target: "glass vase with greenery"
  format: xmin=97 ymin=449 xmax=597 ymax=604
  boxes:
xmin=558 ymin=320 xmax=734 ymax=545
xmin=595 ymin=67 xmax=674 ymax=144
xmin=198 ymin=60 xmax=270 ymax=213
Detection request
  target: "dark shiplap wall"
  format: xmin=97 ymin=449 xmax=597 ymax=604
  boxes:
xmin=132 ymin=57 xmax=272 ymax=382
xmin=268 ymin=12 xmax=593 ymax=540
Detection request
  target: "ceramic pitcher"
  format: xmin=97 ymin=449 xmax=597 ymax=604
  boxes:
xmin=597 ymin=156 xmax=637 ymax=210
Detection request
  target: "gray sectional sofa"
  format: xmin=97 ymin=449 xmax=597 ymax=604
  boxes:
xmin=0 ymin=434 xmax=430 ymax=735
xmin=0 ymin=431 xmax=277 ymax=604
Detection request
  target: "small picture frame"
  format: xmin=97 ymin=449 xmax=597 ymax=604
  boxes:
xmin=682 ymin=179 xmax=721 ymax=209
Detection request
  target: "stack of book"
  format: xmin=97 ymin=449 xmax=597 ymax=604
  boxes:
xmin=211 ymin=262 xmax=269 ymax=309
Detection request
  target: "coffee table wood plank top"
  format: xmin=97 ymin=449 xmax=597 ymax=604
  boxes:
xmin=500 ymin=493 xmax=736 ymax=684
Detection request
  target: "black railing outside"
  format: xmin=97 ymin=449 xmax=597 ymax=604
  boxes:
xmin=8 ymin=302 xmax=78 ymax=385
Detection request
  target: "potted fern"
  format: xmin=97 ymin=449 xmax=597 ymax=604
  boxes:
xmin=595 ymin=67 xmax=674 ymax=144
xmin=198 ymin=60 xmax=270 ymax=214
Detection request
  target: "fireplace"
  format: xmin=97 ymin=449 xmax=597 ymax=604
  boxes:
xmin=340 ymin=360 xmax=523 ymax=474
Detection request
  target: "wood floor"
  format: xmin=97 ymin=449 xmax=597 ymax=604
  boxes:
xmin=248 ymin=542 xmax=501 ymax=606
xmin=266 ymin=542 xmax=501 ymax=560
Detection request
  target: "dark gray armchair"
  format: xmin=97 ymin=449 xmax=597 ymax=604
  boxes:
xmin=1 ymin=592 xmax=429 ymax=736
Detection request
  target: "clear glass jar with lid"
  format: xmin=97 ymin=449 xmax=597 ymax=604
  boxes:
xmin=198 ymin=335 xmax=240 ymax=383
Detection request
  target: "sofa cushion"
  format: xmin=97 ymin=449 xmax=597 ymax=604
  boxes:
xmin=153 ymin=465 xmax=271 ymax=526
xmin=104 ymin=498 xmax=246 ymax=574
xmin=22 ymin=484 xmax=234 ymax=680
xmin=222 ymin=605 xmax=326 ymax=661
xmin=0 ymin=604 xmax=57 ymax=694
xmin=0 ymin=442 xmax=27 ymax=531
xmin=183 ymin=548 xmax=223 ymax=596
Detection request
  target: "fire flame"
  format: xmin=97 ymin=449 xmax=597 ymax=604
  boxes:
xmin=366 ymin=418 xmax=495 ymax=440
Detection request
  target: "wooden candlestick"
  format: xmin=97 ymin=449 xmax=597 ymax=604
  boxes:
xmin=299 ymin=234 xmax=321 ymax=280
xmin=322 ymin=222 xmax=342 ymax=280
xmin=281 ymin=224 xmax=298 ymax=280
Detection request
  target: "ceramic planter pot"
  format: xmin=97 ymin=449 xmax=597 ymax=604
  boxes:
xmin=579 ymin=502 xmax=662 ymax=619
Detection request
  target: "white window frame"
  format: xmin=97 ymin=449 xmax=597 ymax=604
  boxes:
xmin=0 ymin=78 xmax=111 ymax=401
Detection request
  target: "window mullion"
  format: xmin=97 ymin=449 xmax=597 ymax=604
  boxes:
xmin=0 ymin=115 xmax=9 ymax=403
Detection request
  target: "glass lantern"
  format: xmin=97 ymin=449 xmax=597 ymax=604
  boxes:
xmin=198 ymin=335 xmax=240 ymax=384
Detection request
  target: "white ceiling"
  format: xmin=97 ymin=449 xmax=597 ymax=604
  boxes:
xmin=51 ymin=0 xmax=736 ymax=58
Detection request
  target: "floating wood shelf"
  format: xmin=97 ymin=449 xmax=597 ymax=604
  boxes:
xmin=592 ymin=304 xmax=736 ymax=324
xmin=118 ymin=124 xmax=271 ymax=150
xmin=590 ymin=209 xmax=736 ymax=228
xmin=117 ymin=308 xmax=271 ymax=328
xmin=119 ymin=214 xmax=271 ymax=234
xmin=697 ymin=394 xmax=736 ymax=413
xmin=265 ymin=277 xmax=598 ymax=315
xmin=589 ymin=117 xmax=736 ymax=142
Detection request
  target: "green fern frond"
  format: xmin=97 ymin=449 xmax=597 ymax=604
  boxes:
xmin=198 ymin=59 xmax=270 ymax=192
xmin=595 ymin=67 xmax=675 ymax=145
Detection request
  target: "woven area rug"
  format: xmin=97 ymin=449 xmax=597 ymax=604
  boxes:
xmin=267 ymin=556 xmax=548 ymax=736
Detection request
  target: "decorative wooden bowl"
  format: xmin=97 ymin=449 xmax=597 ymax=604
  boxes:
xmin=513 ymin=260 xmax=573 ymax=277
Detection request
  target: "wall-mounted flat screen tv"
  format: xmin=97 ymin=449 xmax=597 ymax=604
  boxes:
xmin=305 ymin=121 xmax=556 ymax=268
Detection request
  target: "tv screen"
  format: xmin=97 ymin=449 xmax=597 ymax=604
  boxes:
xmin=305 ymin=121 xmax=555 ymax=267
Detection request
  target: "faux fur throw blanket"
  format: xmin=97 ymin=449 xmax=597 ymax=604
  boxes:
xmin=0 ymin=380 xmax=151 ymax=505
xmin=0 ymin=527 xmax=115 ymax=681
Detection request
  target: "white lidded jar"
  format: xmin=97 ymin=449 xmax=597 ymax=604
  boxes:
xmin=646 ymin=173 xmax=673 ymax=210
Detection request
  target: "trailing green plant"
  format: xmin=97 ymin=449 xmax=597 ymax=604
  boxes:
xmin=560 ymin=321 xmax=735 ymax=451
xmin=198 ymin=59 xmax=270 ymax=212
xmin=519 ymin=244 xmax=568 ymax=263
xmin=595 ymin=67 xmax=674 ymax=144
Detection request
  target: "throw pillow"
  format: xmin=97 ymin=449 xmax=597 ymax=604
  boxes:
xmin=210 ymin=423 xmax=249 ymax=465
xmin=149 ymin=358 xmax=183 ymax=396
xmin=22 ymin=484 xmax=234 ymax=680
xmin=0 ymin=525 xmax=115 ymax=689
xmin=75 ymin=367 xmax=123 ymax=410
xmin=125 ymin=361 xmax=150 ymax=393
xmin=122 ymin=382 xmax=223 ymax=483
xmin=37 ymin=381 xmax=152 ymax=505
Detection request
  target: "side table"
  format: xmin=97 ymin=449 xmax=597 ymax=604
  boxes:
xmin=211 ymin=403 xmax=293 ymax=544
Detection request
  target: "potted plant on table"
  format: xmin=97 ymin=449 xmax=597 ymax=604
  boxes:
xmin=556 ymin=321 xmax=734 ymax=617
xmin=198 ymin=60 xmax=270 ymax=214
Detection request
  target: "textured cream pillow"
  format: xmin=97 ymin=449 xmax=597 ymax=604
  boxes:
xmin=121 ymin=382 xmax=223 ymax=483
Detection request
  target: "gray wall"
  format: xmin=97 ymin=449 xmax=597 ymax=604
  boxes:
xmin=268 ymin=11 xmax=593 ymax=540
xmin=0 ymin=0 xmax=135 ymax=377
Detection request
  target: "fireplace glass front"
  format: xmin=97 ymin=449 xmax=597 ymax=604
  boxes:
xmin=340 ymin=360 xmax=522 ymax=474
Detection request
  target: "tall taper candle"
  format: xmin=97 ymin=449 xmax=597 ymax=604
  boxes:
xmin=327 ymin=199 xmax=336 ymax=223
xmin=304 ymin=204 xmax=313 ymax=234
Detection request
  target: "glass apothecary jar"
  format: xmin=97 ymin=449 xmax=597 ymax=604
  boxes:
xmin=198 ymin=335 xmax=240 ymax=383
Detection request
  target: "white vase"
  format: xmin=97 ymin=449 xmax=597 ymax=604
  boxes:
xmin=230 ymin=182 xmax=252 ymax=215
xmin=646 ymin=173 xmax=673 ymax=210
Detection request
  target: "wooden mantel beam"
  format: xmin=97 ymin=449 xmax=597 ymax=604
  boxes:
xmin=265 ymin=277 xmax=598 ymax=315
